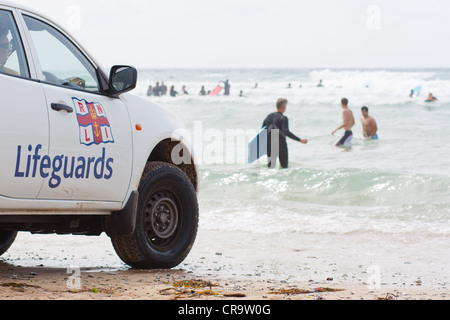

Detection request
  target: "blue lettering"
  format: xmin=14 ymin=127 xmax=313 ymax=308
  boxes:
xmin=94 ymin=148 xmax=105 ymax=179
xmin=86 ymin=157 xmax=95 ymax=179
xmin=14 ymin=145 xmax=115 ymax=188
xmin=49 ymin=155 xmax=64 ymax=189
xmin=75 ymin=157 xmax=86 ymax=179
xmin=40 ymin=155 xmax=51 ymax=178
xmin=63 ymin=156 xmax=75 ymax=179
xmin=104 ymin=158 xmax=114 ymax=180
xmin=25 ymin=145 xmax=32 ymax=177
xmin=14 ymin=146 xmax=25 ymax=178
xmin=32 ymin=144 xmax=42 ymax=178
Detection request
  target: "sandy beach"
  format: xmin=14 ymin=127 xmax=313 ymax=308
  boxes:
xmin=0 ymin=228 xmax=448 ymax=300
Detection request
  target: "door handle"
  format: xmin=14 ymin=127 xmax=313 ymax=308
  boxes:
xmin=51 ymin=103 xmax=74 ymax=113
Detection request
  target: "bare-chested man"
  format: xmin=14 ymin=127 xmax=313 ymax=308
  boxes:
xmin=361 ymin=106 xmax=378 ymax=140
xmin=332 ymin=98 xmax=355 ymax=147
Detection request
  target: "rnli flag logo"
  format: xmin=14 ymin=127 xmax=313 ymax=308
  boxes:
xmin=73 ymin=98 xmax=114 ymax=146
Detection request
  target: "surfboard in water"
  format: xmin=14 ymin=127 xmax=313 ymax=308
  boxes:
xmin=248 ymin=127 xmax=268 ymax=164
xmin=209 ymin=85 xmax=224 ymax=96
xmin=412 ymin=86 xmax=422 ymax=98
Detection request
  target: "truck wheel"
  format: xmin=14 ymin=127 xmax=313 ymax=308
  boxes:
xmin=0 ymin=230 xmax=18 ymax=256
xmin=111 ymin=162 xmax=198 ymax=269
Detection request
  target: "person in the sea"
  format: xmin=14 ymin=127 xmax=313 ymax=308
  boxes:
xmin=221 ymin=79 xmax=230 ymax=96
xmin=425 ymin=93 xmax=437 ymax=102
xmin=181 ymin=85 xmax=189 ymax=95
xmin=160 ymin=82 xmax=168 ymax=96
xmin=147 ymin=85 xmax=153 ymax=97
xmin=317 ymin=79 xmax=324 ymax=87
xmin=152 ymin=82 xmax=161 ymax=96
xmin=332 ymin=98 xmax=355 ymax=147
xmin=169 ymin=85 xmax=178 ymax=97
xmin=262 ymin=98 xmax=308 ymax=169
xmin=199 ymin=85 xmax=206 ymax=96
xmin=361 ymin=106 xmax=378 ymax=140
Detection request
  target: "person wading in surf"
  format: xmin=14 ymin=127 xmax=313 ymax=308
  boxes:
xmin=332 ymin=98 xmax=355 ymax=147
xmin=361 ymin=106 xmax=378 ymax=140
xmin=262 ymin=98 xmax=308 ymax=169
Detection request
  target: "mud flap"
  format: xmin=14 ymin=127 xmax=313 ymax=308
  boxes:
xmin=103 ymin=191 xmax=138 ymax=237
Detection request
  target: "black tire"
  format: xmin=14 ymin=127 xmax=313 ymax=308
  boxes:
xmin=0 ymin=230 xmax=17 ymax=256
xmin=111 ymin=162 xmax=198 ymax=269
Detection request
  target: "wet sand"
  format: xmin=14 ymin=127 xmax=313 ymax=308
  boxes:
xmin=0 ymin=229 xmax=448 ymax=300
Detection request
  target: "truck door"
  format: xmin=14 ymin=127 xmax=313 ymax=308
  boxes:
xmin=0 ymin=8 xmax=49 ymax=200
xmin=20 ymin=13 xmax=133 ymax=202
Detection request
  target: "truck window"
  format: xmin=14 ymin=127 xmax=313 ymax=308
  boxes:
xmin=0 ymin=9 xmax=30 ymax=78
xmin=23 ymin=15 xmax=100 ymax=93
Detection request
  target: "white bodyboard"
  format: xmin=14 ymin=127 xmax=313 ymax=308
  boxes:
xmin=248 ymin=127 xmax=268 ymax=164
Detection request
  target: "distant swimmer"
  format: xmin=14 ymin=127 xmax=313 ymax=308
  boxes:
xmin=425 ymin=93 xmax=438 ymax=102
xmin=181 ymin=85 xmax=189 ymax=95
xmin=160 ymin=82 xmax=168 ymax=96
xmin=221 ymin=80 xmax=230 ymax=96
xmin=170 ymin=85 xmax=178 ymax=97
xmin=262 ymin=98 xmax=308 ymax=169
xmin=361 ymin=106 xmax=378 ymax=140
xmin=317 ymin=79 xmax=324 ymax=88
xmin=199 ymin=85 xmax=206 ymax=96
xmin=147 ymin=85 xmax=153 ymax=97
xmin=153 ymin=82 xmax=161 ymax=96
xmin=332 ymin=98 xmax=355 ymax=147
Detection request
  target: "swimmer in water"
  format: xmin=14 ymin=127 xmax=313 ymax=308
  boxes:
xmin=332 ymin=98 xmax=355 ymax=147
xmin=425 ymin=93 xmax=437 ymax=103
xmin=361 ymin=106 xmax=378 ymax=140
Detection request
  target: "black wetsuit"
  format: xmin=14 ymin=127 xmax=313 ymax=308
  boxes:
xmin=223 ymin=81 xmax=230 ymax=96
xmin=262 ymin=112 xmax=301 ymax=169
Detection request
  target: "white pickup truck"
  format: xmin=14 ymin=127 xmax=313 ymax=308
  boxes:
xmin=0 ymin=1 xmax=199 ymax=269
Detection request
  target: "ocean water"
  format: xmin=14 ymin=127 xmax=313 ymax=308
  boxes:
xmin=135 ymin=68 xmax=450 ymax=237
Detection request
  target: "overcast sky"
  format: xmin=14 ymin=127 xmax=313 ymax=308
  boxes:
xmin=10 ymin=0 xmax=450 ymax=69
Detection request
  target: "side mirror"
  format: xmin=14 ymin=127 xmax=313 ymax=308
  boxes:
xmin=109 ymin=65 xmax=137 ymax=96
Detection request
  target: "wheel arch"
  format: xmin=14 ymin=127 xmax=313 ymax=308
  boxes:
xmin=147 ymin=138 xmax=198 ymax=193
